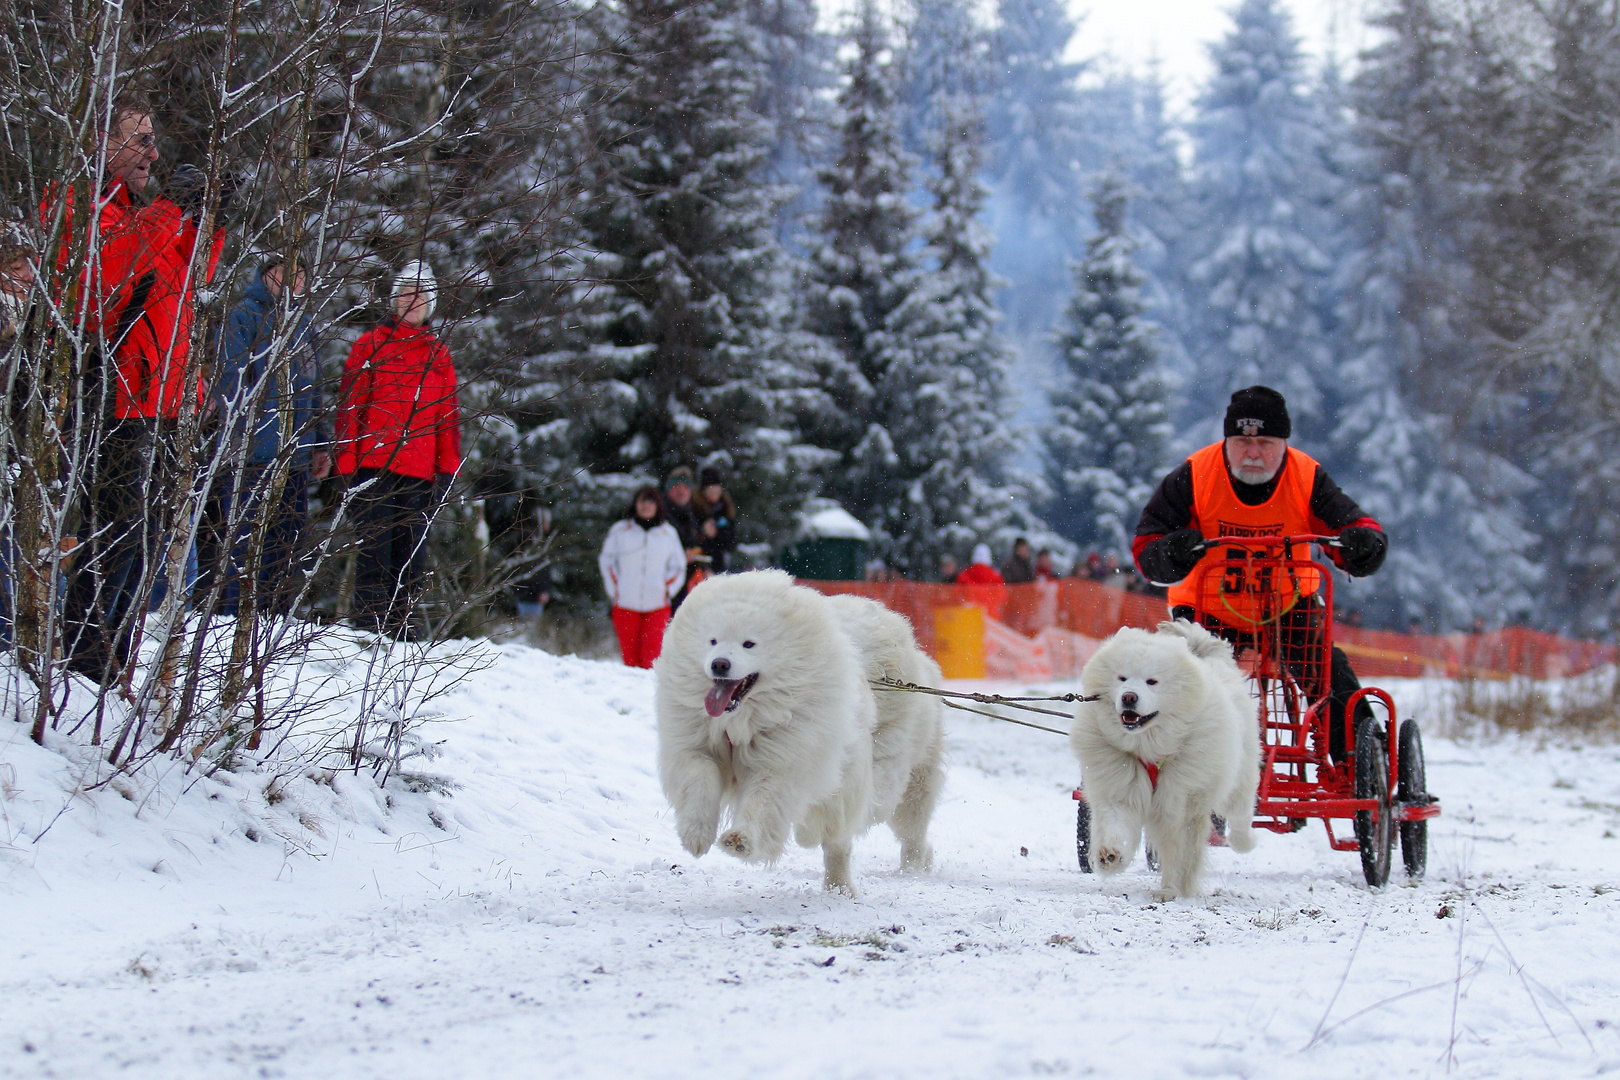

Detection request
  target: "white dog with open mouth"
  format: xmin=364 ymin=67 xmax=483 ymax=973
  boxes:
xmin=1071 ymin=619 xmax=1259 ymax=899
xmin=655 ymin=571 xmax=944 ymax=893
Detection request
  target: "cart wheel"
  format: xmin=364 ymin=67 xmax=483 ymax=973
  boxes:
xmin=1076 ymin=799 xmax=1093 ymax=873
xmin=1354 ymin=717 xmax=1393 ymax=887
xmin=1398 ymin=719 xmax=1429 ymax=880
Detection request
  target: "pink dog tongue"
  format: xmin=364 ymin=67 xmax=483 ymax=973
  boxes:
xmin=705 ymin=681 xmax=738 ymax=717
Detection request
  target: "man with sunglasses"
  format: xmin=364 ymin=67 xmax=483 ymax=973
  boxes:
xmin=49 ymin=95 xmax=226 ymax=682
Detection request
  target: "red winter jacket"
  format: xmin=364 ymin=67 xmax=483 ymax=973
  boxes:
xmin=115 ymin=197 xmax=223 ymax=418
xmin=336 ymin=320 xmax=461 ymax=481
xmin=42 ymin=181 xmax=223 ymax=418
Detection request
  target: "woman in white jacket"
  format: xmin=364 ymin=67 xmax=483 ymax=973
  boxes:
xmin=599 ymin=484 xmax=687 ymax=667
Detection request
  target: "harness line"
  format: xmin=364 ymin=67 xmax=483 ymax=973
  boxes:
xmin=870 ymin=677 xmax=1096 ymax=718
xmin=939 ymin=698 xmax=1069 ymax=736
xmin=870 ymin=677 xmax=1100 ymax=738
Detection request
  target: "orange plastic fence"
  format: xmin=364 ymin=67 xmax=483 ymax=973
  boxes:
xmin=798 ymin=578 xmax=1615 ymax=681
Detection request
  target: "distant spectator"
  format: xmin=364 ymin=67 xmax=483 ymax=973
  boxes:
xmin=1001 ymin=537 xmax=1034 ymax=584
xmin=336 ymin=260 xmax=461 ymax=637
xmin=59 ymin=103 xmax=228 ymax=680
xmin=512 ymin=507 xmax=553 ymax=620
xmin=695 ymin=466 xmax=737 ymax=574
xmin=599 ymin=484 xmax=685 ymax=668
xmin=664 ymin=467 xmax=700 ymax=550
xmin=1340 ymin=608 xmax=1363 ymax=629
xmin=1082 ymin=552 xmax=1106 ymax=581
xmin=211 ymin=250 xmax=330 ymax=616
xmin=1033 ymin=549 xmax=1057 ymax=581
xmin=664 ymin=466 xmax=702 ymax=609
xmin=938 ymin=554 xmax=959 ymax=584
xmin=1407 ymin=616 xmax=1425 ymax=636
xmin=0 ymin=242 xmax=30 ymax=648
xmin=957 ymin=543 xmax=1007 ymax=620
xmin=1100 ymin=553 xmax=1127 ymax=590
xmin=864 ymin=558 xmax=889 ymax=582
xmin=0 ymin=241 xmax=34 ymax=347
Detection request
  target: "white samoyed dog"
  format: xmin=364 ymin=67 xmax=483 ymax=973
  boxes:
xmin=823 ymin=594 xmax=946 ymax=871
xmin=1071 ymin=619 xmax=1260 ymax=900
xmin=655 ymin=571 xmax=944 ymax=893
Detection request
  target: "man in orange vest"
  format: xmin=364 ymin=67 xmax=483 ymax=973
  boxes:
xmin=1132 ymin=386 xmax=1387 ymax=761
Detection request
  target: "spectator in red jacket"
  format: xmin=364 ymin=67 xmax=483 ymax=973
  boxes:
xmin=56 ymin=100 xmax=227 ymax=681
xmin=336 ymin=260 xmax=461 ymax=635
xmin=956 ymin=543 xmax=1007 ymax=620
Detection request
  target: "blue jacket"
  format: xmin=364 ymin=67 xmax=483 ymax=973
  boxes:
xmin=213 ymin=268 xmax=327 ymax=470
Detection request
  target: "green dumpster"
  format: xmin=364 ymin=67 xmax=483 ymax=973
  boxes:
xmin=776 ymin=504 xmax=871 ymax=582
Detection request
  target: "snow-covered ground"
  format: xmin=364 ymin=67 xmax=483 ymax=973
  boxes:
xmin=3 ymin=641 xmax=1618 ymax=1079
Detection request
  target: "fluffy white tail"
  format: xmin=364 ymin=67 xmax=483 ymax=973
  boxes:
xmin=1155 ymin=619 xmax=1235 ymax=662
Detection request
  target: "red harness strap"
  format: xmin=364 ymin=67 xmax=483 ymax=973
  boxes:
xmin=1139 ymin=758 xmax=1160 ymax=791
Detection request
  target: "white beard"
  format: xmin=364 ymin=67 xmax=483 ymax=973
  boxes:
xmin=1233 ymin=462 xmax=1279 ymax=485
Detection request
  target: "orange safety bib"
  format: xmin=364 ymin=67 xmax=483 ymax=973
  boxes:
xmin=1165 ymin=442 xmax=1323 ymax=627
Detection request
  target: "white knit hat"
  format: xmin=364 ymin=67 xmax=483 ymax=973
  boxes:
xmin=393 ymin=259 xmax=437 ymax=320
xmin=971 ymin=543 xmax=993 ymax=567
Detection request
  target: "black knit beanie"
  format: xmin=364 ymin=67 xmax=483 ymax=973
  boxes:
xmin=1224 ymin=385 xmax=1291 ymax=439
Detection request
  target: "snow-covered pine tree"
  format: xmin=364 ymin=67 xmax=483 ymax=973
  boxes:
xmin=1043 ymin=172 xmax=1172 ymax=557
xmin=1325 ymin=0 xmax=1540 ymax=630
xmin=984 ymin=0 xmax=1087 ymax=220
xmin=745 ymin=0 xmax=835 ymax=239
xmin=805 ymin=1 xmax=921 ymax=524
xmin=898 ymin=0 xmax=989 ymax=164
xmin=980 ymin=0 xmax=1089 ymax=352
xmin=1184 ymin=0 xmax=1341 ymax=451
xmin=558 ymin=0 xmax=821 ymax=559
xmin=878 ymin=98 xmax=1028 ymax=574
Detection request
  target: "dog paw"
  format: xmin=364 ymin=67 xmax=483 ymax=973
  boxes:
xmin=719 ymin=830 xmax=752 ymax=859
xmin=1094 ymin=846 xmax=1123 ymax=871
xmin=899 ymin=841 xmax=934 ymax=873
xmin=824 ymin=876 xmax=858 ymax=897
xmin=678 ymin=821 xmax=716 ymax=857
xmin=1150 ymin=888 xmax=1182 ymax=903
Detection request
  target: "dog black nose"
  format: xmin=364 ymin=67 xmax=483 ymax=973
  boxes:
xmin=711 ymin=657 xmax=731 ymax=678
xmin=1121 ymin=691 xmax=1138 ymax=709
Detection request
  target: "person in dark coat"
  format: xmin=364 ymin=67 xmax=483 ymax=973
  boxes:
xmin=1001 ymin=537 xmax=1035 ymax=584
xmin=664 ymin=466 xmax=703 ymax=609
xmin=694 ymin=466 xmax=738 ymax=574
xmin=209 ymin=251 xmax=330 ymax=615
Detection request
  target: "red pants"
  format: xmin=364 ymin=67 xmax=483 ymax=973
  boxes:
xmin=612 ymin=606 xmax=670 ymax=669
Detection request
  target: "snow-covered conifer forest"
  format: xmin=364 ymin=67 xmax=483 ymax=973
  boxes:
xmin=4 ymin=0 xmax=1613 ymax=637
xmin=428 ymin=0 xmax=1620 ymax=636
xmin=3 ymin=0 xmax=1619 ymax=666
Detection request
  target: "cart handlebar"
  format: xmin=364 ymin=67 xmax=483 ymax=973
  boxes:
xmin=1195 ymin=533 xmax=1342 ymax=554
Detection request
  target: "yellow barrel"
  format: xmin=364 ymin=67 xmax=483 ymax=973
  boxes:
xmin=934 ymin=604 xmax=986 ymax=680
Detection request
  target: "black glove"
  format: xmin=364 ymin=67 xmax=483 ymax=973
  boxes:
xmin=1139 ymin=528 xmax=1206 ymax=583
xmin=164 ymin=165 xmax=238 ymax=217
xmin=1337 ymin=526 xmax=1387 ymax=577
xmin=164 ymin=164 xmax=208 ymax=216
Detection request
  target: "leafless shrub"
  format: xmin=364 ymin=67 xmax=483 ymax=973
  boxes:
xmin=0 ymin=0 xmax=596 ymax=777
